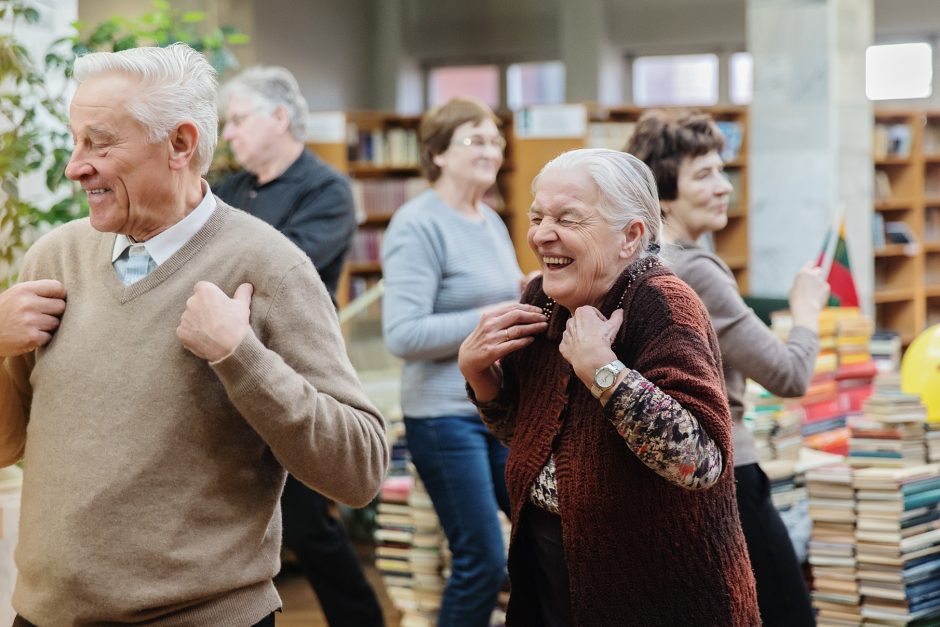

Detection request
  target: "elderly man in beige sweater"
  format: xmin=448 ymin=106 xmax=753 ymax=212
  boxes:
xmin=0 ymin=43 xmax=388 ymax=627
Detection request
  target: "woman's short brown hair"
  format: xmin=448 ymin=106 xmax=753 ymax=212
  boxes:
xmin=419 ymin=97 xmax=501 ymax=182
xmin=625 ymin=110 xmax=725 ymax=201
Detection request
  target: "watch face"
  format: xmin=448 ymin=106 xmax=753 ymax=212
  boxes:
xmin=596 ymin=367 xmax=616 ymax=388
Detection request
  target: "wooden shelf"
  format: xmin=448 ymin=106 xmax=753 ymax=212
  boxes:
xmin=926 ymin=285 xmax=940 ymax=298
xmin=874 ymin=287 xmax=916 ymax=304
xmin=345 ymin=261 xmax=383 ymax=275
xmin=875 ymin=156 xmax=913 ymax=166
xmin=348 ymin=163 xmax=421 ymax=177
xmin=875 ymin=198 xmax=917 ymax=211
xmin=875 ymin=243 xmax=918 ymax=257
xmin=360 ymin=213 xmax=396 ymax=227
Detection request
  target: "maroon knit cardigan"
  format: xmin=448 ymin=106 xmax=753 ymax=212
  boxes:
xmin=500 ymin=259 xmax=760 ymax=626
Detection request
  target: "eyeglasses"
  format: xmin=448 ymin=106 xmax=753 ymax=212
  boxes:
xmin=451 ymin=135 xmax=506 ymax=150
xmin=224 ymin=109 xmax=265 ymax=128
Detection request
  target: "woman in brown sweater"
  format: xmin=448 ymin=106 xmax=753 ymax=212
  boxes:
xmin=458 ymin=148 xmax=759 ymax=625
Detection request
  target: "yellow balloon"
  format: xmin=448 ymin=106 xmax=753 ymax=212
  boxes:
xmin=901 ymin=324 xmax=940 ymax=422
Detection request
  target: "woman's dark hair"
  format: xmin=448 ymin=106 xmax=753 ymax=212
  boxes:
xmin=419 ymin=97 xmax=501 ymax=182
xmin=625 ymin=110 xmax=725 ymax=201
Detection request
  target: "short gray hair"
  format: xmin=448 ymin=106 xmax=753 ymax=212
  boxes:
xmin=219 ymin=66 xmax=309 ymax=141
xmin=73 ymin=43 xmax=219 ymax=175
xmin=533 ymin=148 xmax=663 ymax=256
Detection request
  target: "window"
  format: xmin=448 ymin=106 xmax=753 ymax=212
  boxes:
xmin=506 ymin=61 xmax=565 ymax=110
xmin=633 ymin=54 xmax=718 ymax=107
xmin=729 ymin=52 xmax=753 ymax=105
xmin=866 ymin=43 xmax=933 ymax=100
xmin=427 ymin=65 xmax=500 ymax=109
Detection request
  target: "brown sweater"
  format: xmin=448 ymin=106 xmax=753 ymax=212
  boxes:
xmin=498 ymin=259 xmax=759 ymax=626
xmin=0 ymin=201 xmax=388 ymax=625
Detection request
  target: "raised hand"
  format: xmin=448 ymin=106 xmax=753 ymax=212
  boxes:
xmin=177 ymin=282 xmax=253 ymax=362
xmin=459 ymin=302 xmax=547 ymax=402
xmin=0 ymin=280 xmax=67 ymax=357
xmin=789 ymin=263 xmax=830 ymax=332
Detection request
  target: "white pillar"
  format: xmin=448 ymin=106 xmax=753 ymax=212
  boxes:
xmin=747 ymin=0 xmax=874 ymax=313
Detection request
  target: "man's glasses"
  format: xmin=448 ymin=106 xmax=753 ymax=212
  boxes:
xmin=224 ymin=109 xmax=265 ymax=128
xmin=451 ymin=135 xmax=506 ymax=150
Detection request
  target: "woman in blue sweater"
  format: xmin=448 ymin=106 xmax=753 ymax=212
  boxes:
xmin=381 ymin=98 xmax=530 ymax=627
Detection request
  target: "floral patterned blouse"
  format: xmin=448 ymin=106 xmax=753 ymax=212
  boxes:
xmin=471 ymin=368 xmax=723 ymax=514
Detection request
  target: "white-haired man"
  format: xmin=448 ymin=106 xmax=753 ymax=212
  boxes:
xmin=0 ymin=44 xmax=388 ymax=627
xmin=217 ymin=66 xmax=383 ymax=626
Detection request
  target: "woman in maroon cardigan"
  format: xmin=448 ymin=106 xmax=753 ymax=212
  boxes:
xmin=458 ymin=148 xmax=760 ymax=626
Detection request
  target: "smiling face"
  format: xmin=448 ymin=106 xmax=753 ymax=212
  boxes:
xmin=64 ymin=72 xmax=182 ymax=240
xmin=528 ymin=167 xmax=641 ymax=311
xmin=666 ymin=150 xmax=733 ymax=241
xmin=432 ymin=118 xmax=504 ymax=190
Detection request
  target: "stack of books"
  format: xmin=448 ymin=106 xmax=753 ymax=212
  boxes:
xmin=770 ymin=308 xmax=878 ymax=457
xmin=871 ymin=331 xmax=903 ymax=374
xmin=806 ymin=463 xmax=862 ymax=626
xmin=375 ymin=472 xmax=447 ymax=627
xmin=744 ymin=381 xmax=805 ymax=462
xmin=854 ymin=464 xmax=940 ymax=624
xmin=847 ymin=390 xmax=927 ymax=468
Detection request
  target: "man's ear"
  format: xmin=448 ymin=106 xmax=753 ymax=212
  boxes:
xmin=168 ymin=122 xmax=199 ymax=171
xmin=273 ymin=105 xmax=291 ymax=134
xmin=620 ymin=220 xmax=646 ymax=260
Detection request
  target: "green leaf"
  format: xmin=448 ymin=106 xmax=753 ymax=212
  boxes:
xmin=226 ymin=33 xmax=251 ymax=45
xmin=22 ymin=7 xmax=39 ymax=23
xmin=181 ymin=11 xmax=206 ymax=24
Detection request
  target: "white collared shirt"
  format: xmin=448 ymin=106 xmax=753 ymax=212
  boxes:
xmin=111 ymin=180 xmax=216 ymax=264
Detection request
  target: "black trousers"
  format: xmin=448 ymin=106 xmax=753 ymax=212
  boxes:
xmin=735 ymin=463 xmax=815 ymax=627
xmin=520 ymin=503 xmax=573 ymax=627
xmin=280 ymin=474 xmax=384 ymax=627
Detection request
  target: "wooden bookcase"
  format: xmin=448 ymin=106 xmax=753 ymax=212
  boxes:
xmin=872 ymin=109 xmax=933 ymax=344
xmin=587 ymin=105 xmax=750 ymax=294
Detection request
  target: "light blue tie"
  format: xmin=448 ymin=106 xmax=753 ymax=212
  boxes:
xmin=115 ymin=243 xmax=156 ymax=286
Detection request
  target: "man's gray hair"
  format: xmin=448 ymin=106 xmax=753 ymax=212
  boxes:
xmin=533 ymin=148 xmax=663 ymax=256
xmin=73 ymin=43 xmax=219 ymax=175
xmin=219 ymin=66 xmax=309 ymax=141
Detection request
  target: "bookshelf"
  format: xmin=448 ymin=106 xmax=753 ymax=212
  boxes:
xmin=872 ymin=110 xmax=930 ymax=344
xmin=587 ymin=105 xmax=751 ymax=293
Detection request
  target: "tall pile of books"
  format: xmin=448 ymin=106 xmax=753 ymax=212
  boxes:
xmin=807 ymin=463 xmax=862 ymax=625
xmin=854 ymin=464 xmax=940 ymax=624
xmin=375 ymin=471 xmax=447 ymax=627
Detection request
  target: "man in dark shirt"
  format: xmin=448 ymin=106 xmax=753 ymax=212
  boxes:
xmin=218 ymin=66 xmax=383 ymax=627
xmin=217 ymin=69 xmax=356 ymax=299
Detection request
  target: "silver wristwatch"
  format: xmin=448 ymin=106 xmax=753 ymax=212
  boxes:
xmin=591 ymin=359 xmax=626 ymax=399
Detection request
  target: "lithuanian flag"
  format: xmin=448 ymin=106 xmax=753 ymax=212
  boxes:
xmin=816 ymin=216 xmax=859 ymax=307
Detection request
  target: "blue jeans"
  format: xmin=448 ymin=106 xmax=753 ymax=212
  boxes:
xmin=404 ymin=414 xmax=511 ymax=627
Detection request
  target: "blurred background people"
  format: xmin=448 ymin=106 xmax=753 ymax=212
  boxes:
xmin=627 ymin=109 xmax=830 ymax=626
xmin=381 ymin=97 xmax=521 ymax=627
xmin=459 ymin=148 xmax=760 ymax=625
xmin=218 ymin=66 xmax=384 ymax=627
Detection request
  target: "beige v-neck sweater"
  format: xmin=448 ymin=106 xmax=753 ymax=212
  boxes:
xmin=0 ymin=200 xmax=388 ymax=626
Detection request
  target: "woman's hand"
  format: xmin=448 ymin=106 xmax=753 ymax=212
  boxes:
xmin=560 ymin=306 xmax=624 ymax=391
xmin=789 ymin=263 xmax=830 ymax=332
xmin=459 ymin=303 xmax=548 ymax=402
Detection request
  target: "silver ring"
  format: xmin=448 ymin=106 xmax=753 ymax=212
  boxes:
xmin=503 ymin=328 xmax=510 ymax=342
